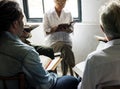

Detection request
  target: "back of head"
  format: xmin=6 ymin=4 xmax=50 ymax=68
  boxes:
xmin=99 ymin=0 xmax=120 ymax=39
xmin=0 ymin=0 xmax=22 ymax=32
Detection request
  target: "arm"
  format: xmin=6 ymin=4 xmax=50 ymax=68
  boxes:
xmin=79 ymin=57 xmax=97 ymax=89
xmin=64 ymin=13 xmax=74 ymax=33
xmin=43 ymin=13 xmax=57 ymax=35
xmin=43 ymin=12 xmax=73 ymax=34
xmin=65 ymin=13 xmax=74 ymax=33
xmin=56 ymin=23 xmax=73 ymax=33
xmin=23 ymin=48 xmax=57 ymax=89
xmin=57 ymin=13 xmax=74 ymax=33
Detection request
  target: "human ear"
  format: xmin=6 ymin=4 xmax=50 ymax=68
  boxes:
xmin=8 ymin=20 xmax=18 ymax=34
xmin=12 ymin=20 xmax=18 ymax=29
xmin=100 ymin=25 xmax=109 ymax=41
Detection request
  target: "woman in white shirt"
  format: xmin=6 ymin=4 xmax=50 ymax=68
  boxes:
xmin=43 ymin=0 xmax=75 ymax=76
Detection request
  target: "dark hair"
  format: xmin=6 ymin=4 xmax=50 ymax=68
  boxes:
xmin=0 ymin=0 xmax=22 ymax=32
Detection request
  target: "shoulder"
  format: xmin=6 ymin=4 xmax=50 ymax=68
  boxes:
xmin=17 ymin=42 xmax=35 ymax=53
xmin=86 ymin=50 xmax=105 ymax=66
xmin=44 ymin=8 xmax=55 ymax=16
xmin=63 ymin=8 xmax=72 ymax=15
xmin=62 ymin=9 xmax=72 ymax=19
xmin=16 ymin=43 xmax=40 ymax=61
xmin=12 ymin=40 xmax=37 ymax=55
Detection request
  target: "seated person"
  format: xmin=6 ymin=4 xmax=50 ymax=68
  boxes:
xmin=20 ymin=27 xmax=55 ymax=59
xmin=78 ymin=0 xmax=120 ymax=89
xmin=0 ymin=1 xmax=80 ymax=89
xmin=43 ymin=0 xmax=75 ymax=76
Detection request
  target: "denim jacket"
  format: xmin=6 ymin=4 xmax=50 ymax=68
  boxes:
xmin=0 ymin=32 xmax=57 ymax=89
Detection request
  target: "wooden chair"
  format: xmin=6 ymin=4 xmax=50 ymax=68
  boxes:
xmin=0 ymin=72 xmax=25 ymax=89
xmin=102 ymin=85 xmax=120 ymax=89
xmin=96 ymin=80 xmax=120 ymax=89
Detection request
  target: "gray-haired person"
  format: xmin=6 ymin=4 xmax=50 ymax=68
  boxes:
xmin=78 ymin=0 xmax=120 ymax=89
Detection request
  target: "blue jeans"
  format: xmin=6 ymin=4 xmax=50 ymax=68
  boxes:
xmin=51 ymin=75 xmax=80 ymax=89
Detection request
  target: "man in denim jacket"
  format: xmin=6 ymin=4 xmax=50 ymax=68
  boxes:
xmin=0 ymin=0 xmax=79 ymax=89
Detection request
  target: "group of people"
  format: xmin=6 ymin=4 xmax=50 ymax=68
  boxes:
xmin=0 ymin=0 xmax=79 ymax=89
xmin=0 ymin=0 xmax=120 ymax=89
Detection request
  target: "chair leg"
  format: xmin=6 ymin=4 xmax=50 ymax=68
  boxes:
xmin=19 ymin=73 xmax=25 ymax=89
xmin=3 ymin=80 xmax=8 ymax=89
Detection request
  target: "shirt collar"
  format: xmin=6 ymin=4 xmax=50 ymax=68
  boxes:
xmin=53 ymin=7 xmax=64 ymax=18
xmin=1 ymin=31 xmax=22 ymax=43
xmin=105 ymin=39 xmax=120 ymax=48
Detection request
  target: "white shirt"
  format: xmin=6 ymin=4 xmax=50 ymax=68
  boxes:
xmin=78 ymin=39 xmax=120 ymax=89
xmin=43 ymin=8 xmax=73 ymax=46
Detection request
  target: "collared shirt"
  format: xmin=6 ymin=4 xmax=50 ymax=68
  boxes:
xmin=43 ymin=7 xmax=73 ymax=46
xmin=0 ymin=32 xmax=57 ymax=89
xmin=78 ymin=39 xmax=120 ymax=89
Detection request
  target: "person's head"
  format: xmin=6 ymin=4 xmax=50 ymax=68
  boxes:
xmin=99 ymin=0 xmax=120 ymax=41
xmin=54 ymin=0 xmax=67 ymax=11
xmin=0 ymin=0 xmax=24 ymax=37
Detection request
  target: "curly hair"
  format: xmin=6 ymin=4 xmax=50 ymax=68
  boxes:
xmin=0 ymin=0 xmax=22 ymax=32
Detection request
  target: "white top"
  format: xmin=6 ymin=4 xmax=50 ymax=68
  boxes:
xmin=43 ymin=8 xmax=73 ymax=46
xmin=78 ymin=39 xmax=120 ymax=89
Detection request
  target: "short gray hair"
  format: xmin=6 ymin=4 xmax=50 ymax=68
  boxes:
xmin=99 ymin=0 xmax=120 ymax=38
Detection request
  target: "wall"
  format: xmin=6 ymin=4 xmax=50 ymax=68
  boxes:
xmin=72 ymin=23 xmax=104 ymax=63
xmin=81 ymin=0 xmax=108 ymax=23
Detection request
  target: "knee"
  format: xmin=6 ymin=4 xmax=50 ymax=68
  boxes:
xmin=63 ymin=75 xmax=79 ymax=85
xmin=64 ymin=75 xmax=79 ymax=89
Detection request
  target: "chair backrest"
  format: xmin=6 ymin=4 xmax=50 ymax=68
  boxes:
xmin=102 ymin=85 xmax=120 ymax=89
xmin=0 ymin=72 xmax=25 ymax=89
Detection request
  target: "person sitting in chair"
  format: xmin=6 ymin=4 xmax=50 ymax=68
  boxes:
xmin=20 ymin=27 xmax=55 ymax=59
xmin=0 ymin=1 xmax=80 ymax=89
xmin=78 ymin=0 xmax=120 ymax=89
